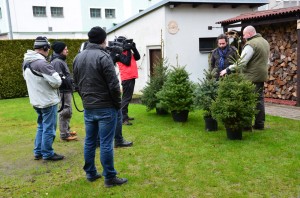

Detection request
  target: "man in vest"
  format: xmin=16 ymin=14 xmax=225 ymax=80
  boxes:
xmin=210 ymin=34 xmax=237 ymax=80
xmin=220 ymin=25 xmax=270 ymax=130
xmin=116 ymin=36 xmax=140 ymax=125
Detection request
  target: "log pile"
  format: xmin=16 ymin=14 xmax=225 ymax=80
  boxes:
xmin=258 ymin=22 xmax=297 ymax=101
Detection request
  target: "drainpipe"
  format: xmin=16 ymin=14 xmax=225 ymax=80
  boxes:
xmin=5 ymin=0 xmax=13 ymax=39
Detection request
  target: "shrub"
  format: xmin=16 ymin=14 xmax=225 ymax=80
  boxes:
xmin=141 ymin=58 xmax=169 ymax=111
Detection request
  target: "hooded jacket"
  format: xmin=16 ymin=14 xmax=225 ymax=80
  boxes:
xmin=22 ymin=50 xmax=62 ymax=108
xmin=50 ymin=53 xmax=73 ymax=93
xmin=73 ymin=43 xmax=121 ymax=110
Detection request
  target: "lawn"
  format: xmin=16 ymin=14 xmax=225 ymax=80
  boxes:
xmin=0 ymin=94 xmax=299 ymax=197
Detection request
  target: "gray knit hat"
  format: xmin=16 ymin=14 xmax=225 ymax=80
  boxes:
xmin=34 ymin=36 xmax=50 ymax=49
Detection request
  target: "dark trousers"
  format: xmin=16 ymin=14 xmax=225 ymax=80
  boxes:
xmin=121 ymin=79 xmax=135 ymax=121
xmin=254 ymin=82 xmax=265 ymax=128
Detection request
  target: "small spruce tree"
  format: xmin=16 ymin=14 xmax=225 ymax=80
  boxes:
xmin=156 ymin=65 xmax=194 ymax=112
xmin=194 ymin=68 xmax=218 ymax=118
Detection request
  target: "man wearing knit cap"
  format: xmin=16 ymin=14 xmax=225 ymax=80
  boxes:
xmin=22 ymin=36 xmax=65 ymax=161
xmin=73 ymin=26 xmax=128 ymax=187
xmin=51 ymin=41 xmax=78 ymax=141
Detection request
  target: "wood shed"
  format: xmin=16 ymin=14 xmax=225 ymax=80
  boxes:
xmin=216 ymin=6 xmax=300 ymax=106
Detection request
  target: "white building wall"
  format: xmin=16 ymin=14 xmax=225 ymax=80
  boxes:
xmin=107 ymin=7 xmax=166 ymax=94
xmin=0 ymin=0 xmax=162 ymax=39
xmin=0 ymin=0 xmax=9 ymax=37
xmin=108 ymin=4 xmax=260 ymax=94
xmin=164 ymin=4 xmax=255 ymax=82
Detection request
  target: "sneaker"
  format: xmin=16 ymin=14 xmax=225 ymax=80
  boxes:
xmin=34 ymin=155 xmax=42 ymax=160
xmin=87 ymin=173 xmax=102 ymax=182
xmin=115 ymin=140 xmax=133 ymax=148
xmin=61 ymin=135 xmax=78 ymax=141
xmin=128 ymin=117 xmax=135 ymax=121
xmin=122 ymin=120 xmax=132 ymax=125
xmin=104 ymin=176 xmax=128 ymax=188
xmin=43 ymin=153 xmax=65 ymax=161
xmin=69 ymin=131 xmax=77 ymax=136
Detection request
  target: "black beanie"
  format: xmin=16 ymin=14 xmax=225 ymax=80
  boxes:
xmin=51 ymin=41 xmax=66 ymax=54
xmin=34 ymin=36 xmax=50 ymax=49
xmin=88 ymin=26 xmax=107 ymax=44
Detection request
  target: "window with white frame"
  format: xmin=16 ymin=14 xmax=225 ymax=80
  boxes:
xmin=33 ymin=6 xmax=46 ymax=17
xmin=105 ymin=9 xmax=115 ymax=18
xmin=51 ymin=7 xmax=63 ymax=17
xmin=0 ymin=7 xmax=2 ymax=19
xmin=90 ymin=8 xmax=101 ymax=18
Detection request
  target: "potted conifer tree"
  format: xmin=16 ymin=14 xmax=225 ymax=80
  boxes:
xmin=194 ymin=68 xmax=219 ymax=131
xmin=156 ymin=65 xmax=194 ymax=122
xmin=141 ymin=58 xmax=169 ymax=114
xmin=211 ymin=56 xmax=258 ymax=140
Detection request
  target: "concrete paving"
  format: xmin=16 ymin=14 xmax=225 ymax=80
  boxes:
xmin=265 ymin=102 xmax=300 ymax=120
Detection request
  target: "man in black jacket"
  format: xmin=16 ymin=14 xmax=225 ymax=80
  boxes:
xmin=210 ymin=34 xmax=237 ymax=79
xmin=73 ymin=26 xmax=127 ymax=187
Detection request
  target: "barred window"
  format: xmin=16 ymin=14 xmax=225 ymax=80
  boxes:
xmin=51 ymin=7 xmax=64 ymax=17
xmin=33 ymin=6 xmax=46 ymax=17
xmin=105 ymin=9 xmax=115 ymax=18
xmin=90 ymin=8 xmax=101 ymax=18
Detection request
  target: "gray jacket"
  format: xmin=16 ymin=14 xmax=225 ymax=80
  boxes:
xmin=22 ymin=50 xmax=61 ymax=108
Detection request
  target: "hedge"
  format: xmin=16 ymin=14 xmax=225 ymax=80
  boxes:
xmin=0 ymin=39 xmax=86 ymax=99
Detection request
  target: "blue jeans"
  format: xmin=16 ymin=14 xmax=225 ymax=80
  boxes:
xmin=83 ymin=108 xmax=118 ymax=179
xmin=33 ymin=105 xmax=57 ymax=159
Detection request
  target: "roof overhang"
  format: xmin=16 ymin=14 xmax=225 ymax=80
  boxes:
xmin=216 ymin=6 xmax=300 ymax=29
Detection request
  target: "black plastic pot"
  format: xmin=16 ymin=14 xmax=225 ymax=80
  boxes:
xmin=171 ymin=110 xmax=189 ymax=122
xmin=226 ymin=127 xmax=242 ymax=140
xmin=156 ymin=107 xmax=168 ymax=115
xmin=204 ymin=117 xmax=218 ymax=131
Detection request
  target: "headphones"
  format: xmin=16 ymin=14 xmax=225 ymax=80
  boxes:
xmin=41 ymin=37 xmax=50 ymax=51
xmin=43 ymin=44 xmax=50 ymax=52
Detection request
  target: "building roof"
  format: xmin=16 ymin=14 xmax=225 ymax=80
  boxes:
xmin=216 ymin=6 xmax=300 ymax=25
xmin=107 ymin=0 xmax=268 ymax=33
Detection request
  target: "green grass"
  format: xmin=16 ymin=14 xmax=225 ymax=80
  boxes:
xmin=0 ymin=94 xmax=299 ymax=197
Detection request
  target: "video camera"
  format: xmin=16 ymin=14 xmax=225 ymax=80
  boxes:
xmin=106 ymin=40 xmax=124 ymax=55
xmin=107 ymin=37 xmax=134 ymax=54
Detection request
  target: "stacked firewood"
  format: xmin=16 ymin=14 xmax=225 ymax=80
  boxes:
xmin=258 ymin=22 xmax=297 ymax=101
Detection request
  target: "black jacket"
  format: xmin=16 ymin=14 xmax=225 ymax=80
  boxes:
xmin=73 ymin=43 xmax=121 ymax=109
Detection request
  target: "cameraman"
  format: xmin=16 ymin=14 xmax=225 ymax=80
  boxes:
xmin=116 ymin=36 xmax=140 ymax=125
xmin=50 ymin=41 xmax=78 ymax=141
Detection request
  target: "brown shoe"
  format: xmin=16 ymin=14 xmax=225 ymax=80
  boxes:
xmin=61 ymin=136 xmax=78 ymax=141
xmin=69 ymin=131 xmax=77 ymax=136
xmin=122 ymin=120 xmax=133 ymax=125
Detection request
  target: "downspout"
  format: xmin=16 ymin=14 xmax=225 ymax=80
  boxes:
xmin=5 ymin=0 xmax=13 ymax=39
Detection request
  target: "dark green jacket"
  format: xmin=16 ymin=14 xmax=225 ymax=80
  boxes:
xmin=243 ymin=34 xmax=270 ymax=82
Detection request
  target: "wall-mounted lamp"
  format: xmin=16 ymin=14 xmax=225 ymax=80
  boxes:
xmin=170 ymin=4 xmax=175 ymax=9
xmin=208 ymin=26 xmax=222 ymax=30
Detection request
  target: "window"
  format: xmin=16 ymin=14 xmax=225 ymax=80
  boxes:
xmin=90 ymin=8 xmax=101 ymax=18
xmin=105 ymin=9 xmax=115 ymax=18
xmin=0 ymin=7 xmax=2 ymax=19
xmin=199 ymin=37 xmax=217 ymax=53
xmin=51 ymin=7 xmax=63 ymax=17
xmin=33 ymin=6 xmax=46 ymax=17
